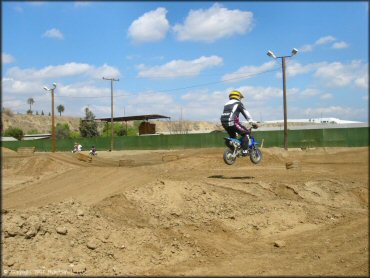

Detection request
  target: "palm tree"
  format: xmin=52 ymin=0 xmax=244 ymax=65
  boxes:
xmin=57 ymin=104 xmax=65 ymax=116
xmin=27 ymin=98 xmax=35 ymax=111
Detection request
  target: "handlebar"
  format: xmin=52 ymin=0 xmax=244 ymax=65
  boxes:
xmin=247 ymin=124 xmax=258 ymax=132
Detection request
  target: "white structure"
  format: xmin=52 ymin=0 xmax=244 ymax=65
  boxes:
xmin=264 ymin=117 xmax=363 ymax=124
xmin=1 ymin=134 xmax=51 ymax=142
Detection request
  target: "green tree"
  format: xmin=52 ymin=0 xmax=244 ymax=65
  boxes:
xmin=27 ymin=98 xmax=35 ymax=113
xmin=57 ymin=104 xmax=65 ymax=116
xmin=26 ymin=109 xmax=33 ymax=115
xmin=41 ymin=110 xmax=44 ymax=116
xmin=69 ymin=130 xmax=81 ymax=139
xmin=55 ymin=123 xmax=71 ymax=139
xmin=79 ymin=107 xmax=99 ymax=137
xmin=28 ymin=129 xmax=40 ymax=134
xmin=102 ymin=122 xmax=127 ymax=137
xmin=4 ymin=126 xmax=24 ymax=140
xmin=127 ymin=120 xmax=141 ymax=136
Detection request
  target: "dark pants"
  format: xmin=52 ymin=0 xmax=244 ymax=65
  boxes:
xmin=223 ymin=124 xmax=249 ymax=150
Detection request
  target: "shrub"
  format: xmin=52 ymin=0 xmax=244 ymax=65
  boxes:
xmin=4 ymin=126 xmax=24 ymax=140
xmin=55 ymin=123 xmax=71 ymax=139
xmin=102 ymin=123 xmax=127 ymax=137
xmin=69 ymin=130 xmax=81 ymax=139
xmin=79 ymin=108 xmax=99 ymax=138
xmin=3 ymin=108 xmax=14 ymax=117
xmin=26 ymin=109 xmax=33 ymax=115
xmin=28 ymin=129 xmax=40 ymax=134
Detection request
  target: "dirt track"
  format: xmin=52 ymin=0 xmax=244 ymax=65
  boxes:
xmin=2 ymin=147 xmax=369 ymax=276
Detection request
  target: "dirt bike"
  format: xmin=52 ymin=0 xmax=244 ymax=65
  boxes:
xmin=223 ymin=127 xmax=262 ymax=165
xmin=89 ymin=150 xmax=97 ymax=156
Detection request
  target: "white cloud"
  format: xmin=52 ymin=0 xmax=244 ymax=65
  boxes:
xmin=6 ymin=62 xmax=120 ymax=81
xmin=43 ymin=28 xmax=64 ymax=40
xmin=91 ymin=64 xmax=120 ymax=79
xmin=2 ymin=53 xmax=15 ymax=64
xmin=320 ymin=93 xmax=333 ymax=100
xmin=222 ymin=61 xmax=276 ymax=82
xmin=273 ymin=61 xmax=326 ymax=78
xmin=173 ymin=3 xmax=253 ymax=43
xmin=137 ymin=56 xmax=223 ymax=78
xmin=237 ymin=85 xmax=283 ymax=101
xmin=315 ymin=35 xmax=336 ymax=45
xmin=314 ymin=60 xmax=368 ymax=88
xmin=332 ymin=41 xmax=349 ymax=49
xmin=74 ymin=2 xmax=91 ymax=7
xmin=179 ymin=88 xmax=232 ymax=121
xmin=59 ymin=84 xmax=110 ymax=98
xmin=122 ymin=91 xmax=179 ymax=117
xmin=2 ymin=99 xmax=24 ymax=110
xmin=81 ymin=105 xmax=111 ymax=115
xmin=277 ymin=60 xmax=368 ymax=90
xmin=292 ymin=88 xmax=334 ymax=100
xmin=301 ymin=35 xmax=349 ymax=52
xmin=300 ymin=88 xmax=320 ymax=97
xmin=28 ymin=2 xmax=46 ymax=6
xmin=303 ymin=106 xmax=366 ymax=120
xmin=2 ymin=62 xmax=122 ymax=115
xmin=2 ymin=78 xmax=44 ymax=94
xmin=354 ymin=73 xmax=369 ymax=90
xmin=299 ymin=35 xmax=336 ymax=52
xmin=282 ymin=61 xmax=324 ymax=78
xmin=128 ymin=7 xmax=170 ymax=43
xmin=300 ymin=44 xmax=314 ymax=53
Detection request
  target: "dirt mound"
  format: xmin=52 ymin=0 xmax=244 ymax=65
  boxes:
xmin=2 ymin=147 xmax=17 ymax=154
xmin=2 ymin=147 xmax=369 ymax=276
xmin=2 ymin=147 xmax=16 ymax=153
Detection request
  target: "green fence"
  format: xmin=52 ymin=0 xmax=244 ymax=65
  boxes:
xmin=2 ymin=127 xmax=368 ymax=152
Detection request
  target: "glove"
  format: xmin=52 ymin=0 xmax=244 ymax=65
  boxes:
xmin=252 ymin=123 xmax=258 ymax=129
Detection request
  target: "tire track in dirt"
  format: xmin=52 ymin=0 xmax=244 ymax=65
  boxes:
xmin=2 ymin=147 xmax=368 ymax=276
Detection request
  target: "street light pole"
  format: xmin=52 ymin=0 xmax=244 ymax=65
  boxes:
xmin=267 ymin=48 xmax=298 ymax=150
xmin=43 ymin=83 xmax=57 ymax=152
xmin=102 ymin=77 xmax=119 ymax=151
xmin=281 ymin=56 xmax=288 ymax=150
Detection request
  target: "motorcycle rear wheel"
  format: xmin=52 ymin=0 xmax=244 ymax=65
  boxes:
xmin=223 ymin=148 xmax=236 ymax=165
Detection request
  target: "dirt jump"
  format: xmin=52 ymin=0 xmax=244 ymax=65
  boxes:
xmin=2 ymin=146 xmax=368 ymax=276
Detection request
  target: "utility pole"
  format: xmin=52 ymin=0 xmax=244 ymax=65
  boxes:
xmin=43 ymin=83 xmax=57 ymax=152
xmin=267 ymin=48 xmax=298 ymax=150
xmin=281 ymin=56 xmax=288 ymax=149
xmin=180 ymin=106 xmax=183 ymax=134
xmin=103 ymin=77 xmax=119 ymax=151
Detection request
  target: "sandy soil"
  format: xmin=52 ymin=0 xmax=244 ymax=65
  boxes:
xmin=2 ymin=146 xmax=368 ymax=276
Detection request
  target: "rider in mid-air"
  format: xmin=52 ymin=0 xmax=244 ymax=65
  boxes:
xmin=220 ymin=90 xmax=258 ymax=155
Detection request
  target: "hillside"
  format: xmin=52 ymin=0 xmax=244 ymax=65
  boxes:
xmin=1 ymin=112 xmax=222 ymax=135
xmin=1 ymin=112 xmax=328 ymax=136
xmin=2 ymin=113 xmax=82 ymax=134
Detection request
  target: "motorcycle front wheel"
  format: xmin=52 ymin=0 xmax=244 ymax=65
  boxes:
xmin=250 ymin=147 xmax=262 ymax=164
xmin=223 ymin=148 xmax=236 ymax=165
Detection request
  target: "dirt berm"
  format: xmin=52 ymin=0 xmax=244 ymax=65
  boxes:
xmin=2 ymin=147 xmax=368 ymax=276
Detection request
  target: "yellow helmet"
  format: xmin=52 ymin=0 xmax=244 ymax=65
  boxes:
xmin=229 ymin=90 xmax=244 ymax=100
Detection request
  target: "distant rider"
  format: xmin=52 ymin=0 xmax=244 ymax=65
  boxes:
xmin=90 ymin=146 xmax=97 ymax=156
xmin=220 ymin=90 xmax=258 ymax=155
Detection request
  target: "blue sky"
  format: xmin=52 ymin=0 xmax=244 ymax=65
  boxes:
xmin=2 ymin=1 xmax=369 ymax=122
